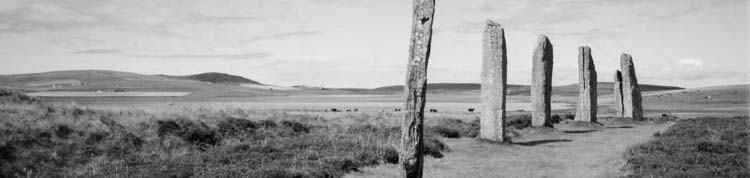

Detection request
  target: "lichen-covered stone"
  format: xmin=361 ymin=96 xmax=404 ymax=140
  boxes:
xmin=531 ymin=35 xmax=553 ymax=127
xmin=480 ymin=20 xmax=508 ymax=142
xmin=575 ymin=46 xmax=597 ymax=122
xmin=399 ymin=1 xmax=435 ymax=177
xmin=620 ymin=53 xmax=643 ymax=120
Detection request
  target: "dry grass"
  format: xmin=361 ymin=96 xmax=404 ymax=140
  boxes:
xmin=0 ymin=90 xmax=458 ymax=178
xmin=623 ymin=116 xmax=749 ymax=178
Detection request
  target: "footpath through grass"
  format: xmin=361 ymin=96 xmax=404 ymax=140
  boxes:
xmin=624 ymin=116 xmax=749 ymax=178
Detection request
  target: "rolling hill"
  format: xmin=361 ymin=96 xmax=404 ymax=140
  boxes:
xmin=0 ymin=70 xmax=685 ymax=98
xmin=158 ymin=72 xmax=261 ymax=85
xmin=0 ymin=70 xmax=273 ymax=97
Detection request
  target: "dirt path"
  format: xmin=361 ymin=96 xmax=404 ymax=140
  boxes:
xmin=346 ymin=122 xmax=673 ymax=178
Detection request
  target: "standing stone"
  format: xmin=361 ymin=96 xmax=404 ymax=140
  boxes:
xmin=620 ymin=53 xmax=643 ymax=120
xmin=614 ymin=70 xmax=624 ymax=117
xmin=399 ymin=0 xmax=434 ymax=177
xmin=480 ymin=20 xmax=508 ymax=142
xmin=530 ymin=35 xmax=554 ymax=127
xmin=575 ymin=46 xmax=597 ymax=122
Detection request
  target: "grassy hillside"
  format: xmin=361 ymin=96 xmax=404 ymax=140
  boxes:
xmin=624 ymin=117 xmax=749 ymax=177
xmin=159 ymin=72 xmax=261 ymax=85
xmin=0 ymin=70 xmax=687 ymax=99
xmin=0 ymin=70 xmax=271 ymax=97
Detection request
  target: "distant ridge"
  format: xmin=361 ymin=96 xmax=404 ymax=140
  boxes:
xmin=0 ymin=70 xmax=274 ymax=97
xmin=373 ymin=82 xmax=683 ymax=96
xmin=160 ymin=72 xmax=261 ymax=84
xmin=0 ymin=70 xmax=687 ymax=97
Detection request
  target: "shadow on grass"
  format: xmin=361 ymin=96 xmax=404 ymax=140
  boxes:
xmin=514 ymin=139 xmax=572 ymax=146
xmin=562 ymin=130 xmax=598 ymax=134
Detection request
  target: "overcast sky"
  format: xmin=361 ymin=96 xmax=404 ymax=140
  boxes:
xmin=0 ymin=0 xmax=747 ymax=88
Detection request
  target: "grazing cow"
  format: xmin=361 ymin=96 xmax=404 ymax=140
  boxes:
xmin=331 ymin=108 xmax=339 ymax=112
xmin=346 ymin=109 xmax=352 ymax=112
xmin=468 ymin=108 xmax=475 ymax=112
xmin=354 ymin=108 xmax=359 ymax=112
xmin=395 ymin=109 xmax=401 ymax=112
xmin=429 ymin=109 xmax=438 ymax=113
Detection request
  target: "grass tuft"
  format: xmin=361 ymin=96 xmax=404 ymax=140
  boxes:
xmin=624 ymin=116 xmax=749 ymax=178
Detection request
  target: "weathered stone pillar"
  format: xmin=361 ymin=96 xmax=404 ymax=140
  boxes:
xmin=480 ymin=20 xmax=508 ymax=142
xmin=575 ymin=46 xmax=597 ymax=122
xmin=531 ymin=35 xmax=553 ymax=127
xmin=614 ymin=70 xmax=624 ymax=117
xmin=620 ymin=53 xmax=643 ymax=120
xmin=399 ymin=0 xmax=434 ymax=177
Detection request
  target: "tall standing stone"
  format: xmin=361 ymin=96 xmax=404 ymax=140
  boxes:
xmin=620 ymin=53 xmax=643 ymax=120
xmin=614 ymin=70 xmax=624 ymax=117
xmin=575 ymin=46 xmax=597 ymax=122
xmin=399 ymin=0 xmax=434 ymax=177
xmin=531 ymin=35 xmax=554 ymax=127
xmin=480 ymin=20 xmax=508 ymax=142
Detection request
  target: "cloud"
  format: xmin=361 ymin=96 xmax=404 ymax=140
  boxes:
xmin=134 ymin=52 xmax=272 ymax=60
xmin=188 ymin=13 xmax=262 ymax=23
xmin=0 ymin=1 xmax=264 ymax=34
xmin=0 ymin=2 xmax=99 ymax=33
xmin=677 ymin=58 xmax=703 ymax=72
xmin=551 ymin=28 xmax=622 ymax=41
xmin=241 ymin=31 xmax=321 ymax=42
xmin=655 ymin=58 xmax=707 ymax=81
xmin=0 ymin=22 xmax=10 ymax=30
xmin=679 ymin=58 xmax=703 ymax=68
xmin=74 ymin=49 xmax=122 ymax=54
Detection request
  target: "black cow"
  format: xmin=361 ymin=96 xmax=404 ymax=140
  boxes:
xmin=429 ymin=109 xmax=438 ymax=113
xmin=395 ymin=109 xmax=402 ymax=112
xmin=346 ymin=109 xmax=352 ymax=112
xmin=331 ymin=108 xmax=339 ymax=112
xmin=468 ymin=108 xmax=475 ymax=112
xmin=354 ymin=108 xmax=359 ymax=112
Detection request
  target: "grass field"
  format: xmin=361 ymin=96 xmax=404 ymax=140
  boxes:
xmin=1 ymin=84 xmax=748 ymax=178
xmin=26 ymin=91 xmax=192 ymax=97
xmin=624 ymin=116 xmax=749 ymax=178
xmin=0 ymin=90 xmax=551 ymax=178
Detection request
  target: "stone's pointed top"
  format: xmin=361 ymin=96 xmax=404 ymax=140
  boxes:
xmin=621 ymin=53 xmax=634 ymax=65
xmin=621 ymin=53 xmax=633 ymax=62
xmin=578 ymin=46 xmax=591 ymax=54
xmin=535 ymin=35 xmax=552 ymax=51
xmin=537 ymin=34 xmax=549 ymax=42
xmin=485 ymin=20 xmax=502 ymax=27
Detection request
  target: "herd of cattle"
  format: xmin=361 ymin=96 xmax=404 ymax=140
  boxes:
xmin=324 ymin=108 xmax=476 ymax=113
